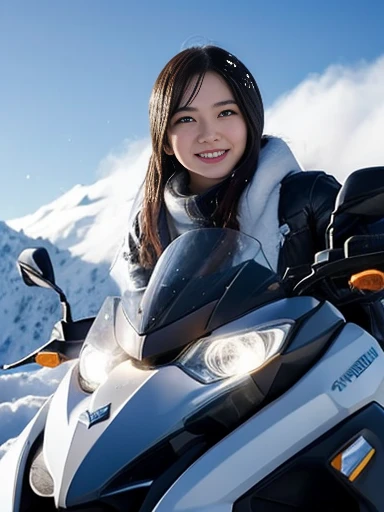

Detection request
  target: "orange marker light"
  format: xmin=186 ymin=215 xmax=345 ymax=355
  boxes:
xmin=35 ymin=352 xmax=67 ymax=368
xmin=330 ymin=436 xmax=375 ymax=482
xmin=349 ymin=269 xmax=384 ymax=291
xmin=331 ymin=453 xmax=342 ymax=471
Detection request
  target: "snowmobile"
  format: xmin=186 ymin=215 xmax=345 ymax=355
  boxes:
xmin=1 ymin=167 xmax=384 ymax=511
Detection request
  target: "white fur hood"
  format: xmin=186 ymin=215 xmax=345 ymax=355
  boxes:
xmin=237 ymin=136 xmax=304 ymax=269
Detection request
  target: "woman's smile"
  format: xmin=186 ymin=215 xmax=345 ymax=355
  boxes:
xmin=195 ymin=149 xmax=229 ymax=163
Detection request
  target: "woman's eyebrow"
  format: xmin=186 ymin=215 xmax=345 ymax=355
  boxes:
xmin=173 ymin=99 xmax=237 ymax=115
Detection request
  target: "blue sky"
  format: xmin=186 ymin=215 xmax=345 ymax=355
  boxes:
xmin=1 ymin=0 xmax=384 ymax=220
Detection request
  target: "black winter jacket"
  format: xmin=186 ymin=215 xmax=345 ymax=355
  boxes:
xmin=121 ymin=170 xmax=341 ymax=289
xmin=276 ymin=170 xmax=341 ymax=275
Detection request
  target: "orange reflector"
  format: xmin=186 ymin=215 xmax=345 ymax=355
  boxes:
xmin=35 ymin=352 xmax=66 ymax=368
xmin=331 ymin=453 xmax=342 ymax=471
xmin=349 ymin=448 xmax=375 ymax=482
xmin=331 ymin=436 xmax=375 ymax=482
xmin=349 ymin=269 xmax=384 ymax=291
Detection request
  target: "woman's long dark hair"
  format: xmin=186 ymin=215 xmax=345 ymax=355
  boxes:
xmin=140 ymin=45 xmax=265 ymax=267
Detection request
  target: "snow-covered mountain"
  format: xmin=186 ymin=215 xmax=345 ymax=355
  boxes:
xmin=7 ymin=139 xmax=150 ymax=265
xmin=2 ymin=141 xmax=151 ymax=363
xmin=0 ymin=220 xmax=119 ymax=366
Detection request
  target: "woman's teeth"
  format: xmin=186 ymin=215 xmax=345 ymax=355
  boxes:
xmin=198 ymin=150 xmax=226 ymax=159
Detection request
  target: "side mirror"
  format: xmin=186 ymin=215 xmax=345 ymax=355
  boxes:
xmin=327 ymin=166 xmax=384 ymax=249
xmin=17 ymin=247 xmax=72 ymax=323
xmin=18 ymin=247 xmax=56 ymax=289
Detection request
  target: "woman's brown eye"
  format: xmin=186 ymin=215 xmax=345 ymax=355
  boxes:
xmin=219 ymin=110 xmax=235 ymax=117
xmin=177 ymin=116 xmax=194 ymax=123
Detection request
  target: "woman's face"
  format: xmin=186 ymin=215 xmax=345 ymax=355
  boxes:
xmin=166 ymin=71 xmax=248 ymax=194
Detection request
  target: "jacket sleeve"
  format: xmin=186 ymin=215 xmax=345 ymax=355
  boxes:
xmin=309 ymin=172 xmax=341 ymax=251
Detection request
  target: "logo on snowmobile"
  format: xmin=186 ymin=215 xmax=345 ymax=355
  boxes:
xmin=331 ymin=346 xmax=378 ymax=392
xmin=79 ymin=404 xmax=111 ymax=429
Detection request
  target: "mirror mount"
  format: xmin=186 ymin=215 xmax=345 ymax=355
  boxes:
xmin=60 ymin=298 xmax=73 ymax=324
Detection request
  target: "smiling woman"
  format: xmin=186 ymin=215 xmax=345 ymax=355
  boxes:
xmin=110 ymin=45 xmax=341 ymax=291
xmin=165 ymin=72 xmax=247 ymax=193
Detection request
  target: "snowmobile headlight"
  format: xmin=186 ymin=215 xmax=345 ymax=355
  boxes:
xmin=79 ymin=343 xmax=128 ymax=393
xmin=78 ymin=297 xmax=129 ymax=393
xmin=178 ymin=322 xmax=292 ymax=384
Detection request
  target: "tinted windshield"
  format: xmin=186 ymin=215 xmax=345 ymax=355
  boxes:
xmin=122 ymin=228 xmax=277 ymax=334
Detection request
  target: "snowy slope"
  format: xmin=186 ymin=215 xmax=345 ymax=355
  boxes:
xmin=7 ymin=140 xmax=150 ymax=264
xmin=0 ymin=220 xmax=117 ymax=367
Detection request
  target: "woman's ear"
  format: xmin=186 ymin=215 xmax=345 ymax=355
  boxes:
xmin=164 ymin=141 xmax=174 ymax=155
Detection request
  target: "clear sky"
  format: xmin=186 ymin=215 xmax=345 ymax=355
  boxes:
xmin=1 ymin=0 xmax=384 ymax=221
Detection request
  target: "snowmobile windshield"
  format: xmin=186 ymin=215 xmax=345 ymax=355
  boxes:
xmin=122 ymin=228 xmax=277 ymax=334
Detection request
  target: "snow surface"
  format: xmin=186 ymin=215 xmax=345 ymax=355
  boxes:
xmin=1 ymin=56 xmax=384 ymax=460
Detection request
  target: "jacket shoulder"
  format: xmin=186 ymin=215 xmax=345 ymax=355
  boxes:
xmin=281 ymin=170 xmax=340 ymax=193
xmin=279 ymin=170 xmax=341 ymax=221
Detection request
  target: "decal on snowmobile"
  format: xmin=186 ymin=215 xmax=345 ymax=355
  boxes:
xmin=331 ymin=346 xmax=379 ymax=392
xmin=79 ymin=403 xmax=111 ymax=429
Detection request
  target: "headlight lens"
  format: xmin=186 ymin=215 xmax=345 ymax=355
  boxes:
xmin=178 ymin=323 xmax=292 ymax=383
xmin=79 ymin=343 xmax=128 ymax=393
xmin=78 ymin=297 xmax=128 ymax=393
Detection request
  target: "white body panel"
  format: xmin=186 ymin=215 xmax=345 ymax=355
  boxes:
xmin=44 ymin=360 xmax=235 ymax=507
xmin=154 ymin=323 xmax=384 ymax=511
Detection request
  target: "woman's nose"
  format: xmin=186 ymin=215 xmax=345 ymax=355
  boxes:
xmin=197 ymin=122 xmax=220 ymax=144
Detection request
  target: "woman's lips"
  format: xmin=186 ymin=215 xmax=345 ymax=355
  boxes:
xmin=195 ymin=150 xmax=229 ymax=164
